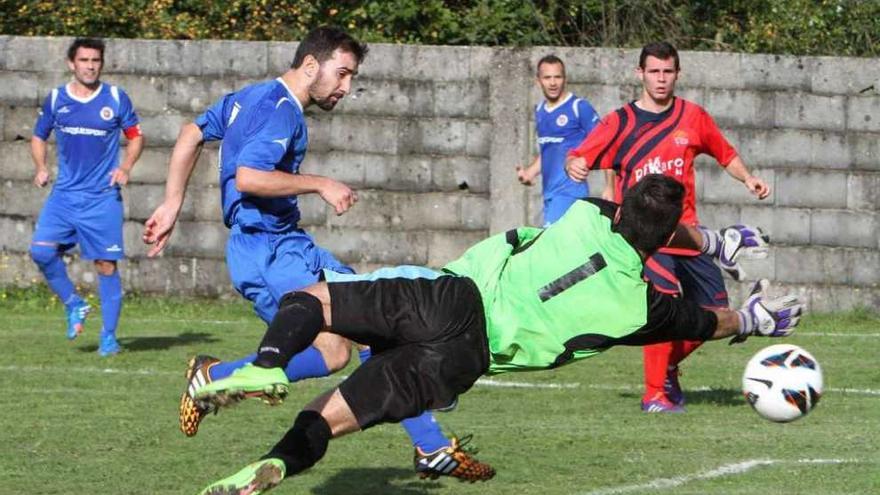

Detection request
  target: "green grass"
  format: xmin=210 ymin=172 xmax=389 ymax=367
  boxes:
xmin=1 ymin=293 xmax=878 ymax=495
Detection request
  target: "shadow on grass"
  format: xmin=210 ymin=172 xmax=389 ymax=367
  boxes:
xmin=311 ymin=467 xmax=447 ymax=495
xmin=77 ymin=331 xmax=220 ymax=353
xmin=618 ymin=387 xmax=743 ymax=407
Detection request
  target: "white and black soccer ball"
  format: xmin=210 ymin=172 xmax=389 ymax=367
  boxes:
xmin=742 ymin=344 xmax=823 ymax=423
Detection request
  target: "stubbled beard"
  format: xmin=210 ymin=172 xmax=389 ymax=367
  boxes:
xmin=314 ymin=97 xmax=337 ymax=111
xmin=309 ymin=74 xmax=338 ymax=111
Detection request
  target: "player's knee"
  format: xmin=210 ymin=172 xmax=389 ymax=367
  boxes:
xmin=278 ymin=291 xmax=324 ymax=323
xmin=271 ymin=291 xmax=326 ymax=347
xmin=29 ymin=243 xmax=58 ymax=268
xmin=313 ymin=333 xmax=351 ymax=372
xmin=94 ymin=260 xmax=117 ymax=276
xmin=268 ymin=410 xmax=332 ymax=476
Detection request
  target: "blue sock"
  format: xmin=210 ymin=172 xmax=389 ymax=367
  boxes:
xmin=209 ymin=354 xmax=256 ymax=380
xmin=283 ymin=345 xmax=330 ymax=382
xmin=360 ymin=347 xmax=449 ymax=452
xmin=208 ymin=346 xmax=330 ymax=382
xmin=97 ymin=271 xmax=123 ymax=337
xmin=401 ymin=412 xmax=450 ymax=453
xmin=30 ymin=245 xmax=82 ymax=309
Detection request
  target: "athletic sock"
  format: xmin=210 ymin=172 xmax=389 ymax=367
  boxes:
xmin=671 ymin=339 xmax=704 ymax=366
xmin=265 ymin=410 xmax=331 ymax=477
xmin=208 ymin=354 xmax=256 ymax=381
xmin=31 ymin=247 xmax=81 ymax=308
xmin=208 ymin=346 xmax=330 ymax=382
xmin=643 ymin=342 xmax=673 ymax=399
xmin=98 ymin=271 xmax=123 ymax=337
xmin=358 ymin=347 xmax=449 ymax=452
xmin=283 ymin=345 xmax=330 ymax=382
xmin=254 ymin=292 xmax=324 ymax=369
xmin=402 ymin=413 xmax=450 ymax=453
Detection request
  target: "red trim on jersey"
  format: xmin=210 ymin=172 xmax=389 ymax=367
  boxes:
xmin=123 ymin=124 xmax=142 ymax=139
xmin=645 ymin=256 xmax=679 ymax=287
xmin=658 ymin=246 xmax=702 ymax=257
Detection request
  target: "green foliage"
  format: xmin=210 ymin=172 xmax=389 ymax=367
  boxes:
xmin=0 ymin=0 xmax=877 ymax=56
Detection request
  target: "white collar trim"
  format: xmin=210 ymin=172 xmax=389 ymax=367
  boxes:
xmin=542 ymin=92 xmax=573 ymax=112
xmin=65 ymin=82 xmax=104 ymax=104
xmin=276 ymin=78 xmax=303 ymax=111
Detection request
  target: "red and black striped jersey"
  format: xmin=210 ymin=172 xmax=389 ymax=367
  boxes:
xmin=568 ymin=97 xmax=737 ymax=229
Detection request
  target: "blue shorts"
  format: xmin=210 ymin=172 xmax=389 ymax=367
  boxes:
xmin=226 ymin=227 xmax=354 ymax=323
xmin=644 ymin=252 xmax=729 ymax=308
xmin=543 ymin=194 xmax=586 ymax=226
xmin=32 ymin=188 xmax=124 ymax=260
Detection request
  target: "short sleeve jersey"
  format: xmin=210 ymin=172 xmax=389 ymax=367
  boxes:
xmin=568 ymin=98 xmax=737 ymax=227
xmin=33 ymin=83 xmax=140 ymax=192
xmin=194 ymin=78 xmax=308 ymax=233
xmin=444 ymin=199 xmax=718 ymax=374
xmin=535 ymin=94 xmax=600 ymax=199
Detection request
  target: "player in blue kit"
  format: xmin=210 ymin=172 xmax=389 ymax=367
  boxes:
xmin=30 ymin=38 xmax=144 ymax=356
xmin=516 ymin=55 xmax=612 ymax=225
xmin=143 ymin=27 xmax=493 ymax=481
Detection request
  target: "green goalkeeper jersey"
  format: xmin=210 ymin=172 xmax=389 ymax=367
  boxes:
xmin=444 ymin=200 xmax=650 ymax=374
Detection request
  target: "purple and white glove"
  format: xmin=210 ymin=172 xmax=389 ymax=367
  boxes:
xmin=731 ymin=279 xmax=804 ymax=344
xmin=699 ymin=224 xmax=769 ymax=281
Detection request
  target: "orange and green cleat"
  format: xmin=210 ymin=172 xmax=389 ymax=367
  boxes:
xmin=179 ymin=355 xmax=221 ymax=437
xmin=196 ymin=458 xmax=286 ymax=495
xmin=414 ymin=435 xmax=496 ymax=482
xmin=194 ymin=363 xmax=289 ymax=410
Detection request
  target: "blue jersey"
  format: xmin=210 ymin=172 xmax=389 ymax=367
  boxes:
xmin=535 ymin=93 xmax=599 ymax=199
xmin=195 ymin=78 xmax=308 ymax=233
xmin=33 ymin=83 xmax=139 ymax=192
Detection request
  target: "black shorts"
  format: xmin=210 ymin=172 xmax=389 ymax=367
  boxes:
xmin=328 ymin=275 xmax=489 ymax=430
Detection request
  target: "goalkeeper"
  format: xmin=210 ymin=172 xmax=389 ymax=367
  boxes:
xmin=190 ymin=175 xmax=802 ymax=494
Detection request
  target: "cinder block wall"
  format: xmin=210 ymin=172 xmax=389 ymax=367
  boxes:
xmin=0 ymin=36 xmax=877 ymax=311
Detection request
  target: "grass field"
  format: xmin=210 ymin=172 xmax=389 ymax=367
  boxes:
xmin=1 ymin=291 xmax=878 ymax=495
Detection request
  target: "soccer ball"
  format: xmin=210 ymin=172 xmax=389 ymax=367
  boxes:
xmin=742 ymin=344 xmax=823 ymax=423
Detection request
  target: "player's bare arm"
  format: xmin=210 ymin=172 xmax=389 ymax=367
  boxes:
xmin=235 ymin=167 xmax=357 ymax=215
xmin=601 ymin=169 xmax=615 ymax=201
xmin=30 ymin=136 xmax=50 ymax=188
xmin=725 ymin=156 xmax=771 ymax=199
xmin=143 ymin=122 xmax=205 ymax=256
xmin=516 ymin=155 xmax=541 ymax=186
xmin=565 ymin=155 xmax=589 ymax=182
xmin=110 ymin=134 xmax=144 ymax=187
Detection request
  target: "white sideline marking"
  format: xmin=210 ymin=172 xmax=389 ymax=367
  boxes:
xmin=3 ymin=315 xmax=248 ymax=325
xmin=1 ymin=365 xmax=878 ymax=396
xmin=477 ymin=378 xmax=580 ymax=389
xmin=0 ymin=364 xmax=178 ymax=377
xmin=799 ymin=331 xmax=880 ymax=338
xmin=581 ymin=458 xmax=854 ymax=495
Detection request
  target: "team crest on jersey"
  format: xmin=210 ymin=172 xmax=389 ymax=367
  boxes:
xmin=100 ymin=106 xmax=114 ymax=121
xmin=556 ymin=114 xmax=569 ymax=127
xmin=672 ymin=130 xmax=689 ymax=146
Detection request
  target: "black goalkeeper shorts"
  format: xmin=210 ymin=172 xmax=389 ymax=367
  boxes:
xmin=328 ymin=274 xmax=489 ymax=430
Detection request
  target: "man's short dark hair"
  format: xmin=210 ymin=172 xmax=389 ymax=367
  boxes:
xmin=614 ymin=175 xmax=684 ymax=254
xmin=536 ymin=54 xmax=565 ymax=76
xmin=639 ymin=41 xmax=679 ymax=70
xmin=67 ymin=38 xmax=105 ymax=62
xmin=291 ymin=26 xmax=368 ymax=69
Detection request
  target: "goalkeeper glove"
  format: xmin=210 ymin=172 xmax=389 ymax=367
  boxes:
xmin=699 ymin=224 xmax=769 ymax=281
xmin=731 ymin=279 xmax=804 ymax=344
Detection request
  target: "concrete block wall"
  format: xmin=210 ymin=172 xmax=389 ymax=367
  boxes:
xmin=0 ymin=36 xmax=877 ymax=312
